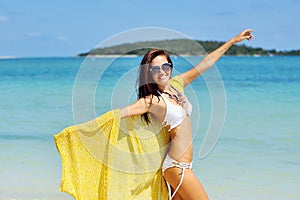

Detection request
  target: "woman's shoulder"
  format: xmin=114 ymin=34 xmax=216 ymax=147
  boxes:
xmin=170 ymin=75 xmax=184 ymax=93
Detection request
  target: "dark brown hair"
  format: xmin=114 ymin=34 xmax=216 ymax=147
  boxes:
xmin=137 ymin=48 xmax=173 ymax=124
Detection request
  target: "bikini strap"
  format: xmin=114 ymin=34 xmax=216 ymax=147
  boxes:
xmin=167 ymin=161 xmax=193 ymax=199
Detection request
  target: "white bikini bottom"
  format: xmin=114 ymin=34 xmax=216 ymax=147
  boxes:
xmin=162 ymin=154 xmax=193 ymax=199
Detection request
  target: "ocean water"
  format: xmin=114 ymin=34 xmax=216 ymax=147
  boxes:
xmin=0 ymin=56 xmax=299 ymax=200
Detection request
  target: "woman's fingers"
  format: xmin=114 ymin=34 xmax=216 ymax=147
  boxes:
xmin=235 ymin=29 xmax=254 ymax=42
xmin=242 ymin=29 xmax=254 ymax=40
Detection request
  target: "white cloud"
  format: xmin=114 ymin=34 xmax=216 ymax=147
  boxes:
xmin=215 ymin=11 xmax=236 ymax=16
xmin=250 ymin=3 xmax=274 ymax=11
xmin=26 ymin=32 xmax=43 ymax=37
xmin=0 ymin=15 xmax=9 ymax=22
xmin=56 ymin=35 xmax=69 ymax=42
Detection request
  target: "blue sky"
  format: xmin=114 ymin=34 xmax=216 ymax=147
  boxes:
xmin=0 ymin=0 xmax=299 ymax=57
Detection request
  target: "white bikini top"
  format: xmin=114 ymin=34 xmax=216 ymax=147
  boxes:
xmin=158 ymin=89 xmax=192 ymax=131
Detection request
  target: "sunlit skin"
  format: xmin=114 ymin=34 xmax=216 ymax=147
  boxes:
xmin=120 ymin=29 xmax=253 ymax=199
xmin=150 ymin=55 xmax=204 ymax=200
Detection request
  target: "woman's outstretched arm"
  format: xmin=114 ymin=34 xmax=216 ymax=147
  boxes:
xmin=180 ymin=29 xmax=254 ymax=86
xmin=120 ymin=97 xmax=151 ymax=119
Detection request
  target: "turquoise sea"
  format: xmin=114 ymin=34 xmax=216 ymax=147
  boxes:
xmin=0 ymin=56 xmax=299 ymax=200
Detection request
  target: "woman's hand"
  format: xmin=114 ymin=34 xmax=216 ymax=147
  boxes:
xmin=231 ymin=29 xmax=254 ymax=43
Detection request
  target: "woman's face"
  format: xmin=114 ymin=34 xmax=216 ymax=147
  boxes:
xmin=150 ymin=55 xmax=172 ymax=87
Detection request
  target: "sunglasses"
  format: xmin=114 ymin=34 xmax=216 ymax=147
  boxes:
xmin=149 ymin=63 xmax=173 ymax=75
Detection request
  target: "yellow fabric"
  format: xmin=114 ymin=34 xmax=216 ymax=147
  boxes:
xmin=54 ymin=75 xmax=185 ymax=200
xmin=169 ymin=75 xmax=184 ymax=94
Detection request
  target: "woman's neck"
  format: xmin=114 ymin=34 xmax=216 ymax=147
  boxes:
xmin=158 ymin=83 xmax=171 ymax=92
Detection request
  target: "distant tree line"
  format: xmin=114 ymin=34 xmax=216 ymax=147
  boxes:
xmin=78 ymin=39 xmax=300 ymax=56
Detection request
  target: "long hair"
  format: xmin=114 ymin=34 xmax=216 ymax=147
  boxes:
xmin=137 ymin=48 xmax=173 ymax=124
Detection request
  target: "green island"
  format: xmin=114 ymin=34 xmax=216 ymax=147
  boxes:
xmin=78 ymin=39 xmax=300 ymax=56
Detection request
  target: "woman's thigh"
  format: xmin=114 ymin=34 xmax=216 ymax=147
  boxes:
xmin=164 ymin=167 xmax=209 ymax=200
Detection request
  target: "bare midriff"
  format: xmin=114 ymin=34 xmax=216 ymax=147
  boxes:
xmin=167 ymin=116 xmax=193 ymax=163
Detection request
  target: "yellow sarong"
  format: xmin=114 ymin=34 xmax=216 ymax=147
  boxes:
xmin=54 ymin=76 xmax=184 ymax=200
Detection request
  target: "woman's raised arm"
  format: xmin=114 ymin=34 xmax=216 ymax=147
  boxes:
xmin=180 ymin=29 xmax=254 ymax=86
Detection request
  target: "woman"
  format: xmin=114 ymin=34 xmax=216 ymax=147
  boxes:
xmin=120 ymin=29 xmax=253 ymax=200
xmin=55 ymin=29 xmax=253 ymax=200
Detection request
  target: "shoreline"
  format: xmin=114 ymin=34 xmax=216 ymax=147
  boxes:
xmin=82 ymin=53 xmax=279 ymax=58
xmin=1 ymin=54 xmax=300 ymax=60
xmin=0 ymin=56 xmax=16 ymax=59
xmin=85 ymin=54 xmax=139 ymax=58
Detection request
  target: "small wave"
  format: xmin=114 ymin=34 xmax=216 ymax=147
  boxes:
xmin=0 ymin=134 xmax=52 ymax=141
